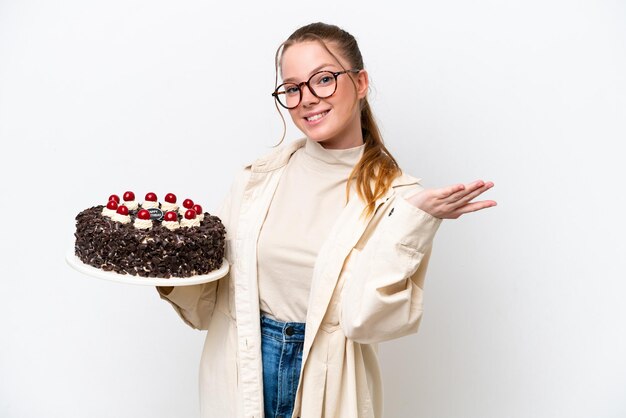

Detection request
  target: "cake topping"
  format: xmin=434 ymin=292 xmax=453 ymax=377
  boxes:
xmin=147 ymin=208 xmax=164 ymax=221
xmin=142 ymin=192 xmax=159 ymax=209
xmin=134 ymin=209 xmax=153 ymax=230
xmin=181 ymin=209 xmax=200 ymax=228
xmin=162 ymin=193 xmax=178 ymax=212
xmin=185 ymin=209 xmax=197 ymax=220
xmin=102 ymin=199 xmax=118 ymax=217
xmin=112 ymin=205 xmax=131 ymax=224
xmin=162 ymin=211 xmax=180 ymax=230
xmin=179 ymin=198 xmax=195 ymax=216
xmin=193 ymin=204 xmax=205 ymax=222
xmin=122 ymin=190 xmax=139 ymax=210
xmin=103 ymin=190 xmax=208 ymax=225
xmin=164 ymin=211 xmax=178 ymax=222
xmin=162 ymin=221 xmax=180 ymax=230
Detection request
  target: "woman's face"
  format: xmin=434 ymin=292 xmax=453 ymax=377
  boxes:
xmin=279 ymin=41 xmax=369 ymax=149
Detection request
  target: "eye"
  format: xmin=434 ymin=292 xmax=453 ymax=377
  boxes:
xmin=311 ymin=71 xmax=335 ymax=87
xmin=318 ymin=75 xmax=333 ymax=85
xmin=284 ymin=84 xmax=300 ymax=96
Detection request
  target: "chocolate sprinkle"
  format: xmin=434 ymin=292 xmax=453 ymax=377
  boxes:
xmin=74 ymin=206 xmax=226 ymax=278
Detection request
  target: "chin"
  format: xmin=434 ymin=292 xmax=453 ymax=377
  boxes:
xmin=305 ymin=133 xmax=325 ymax=142
xmin=299 ymin=127 xmax=335 ymax=143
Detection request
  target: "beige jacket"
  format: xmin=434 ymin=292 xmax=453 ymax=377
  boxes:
xmin=159 ymin=138 xmax=442 ymax=418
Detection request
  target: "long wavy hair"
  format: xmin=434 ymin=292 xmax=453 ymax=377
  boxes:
xmin=273 ymin=22 xmax=402 ymax=218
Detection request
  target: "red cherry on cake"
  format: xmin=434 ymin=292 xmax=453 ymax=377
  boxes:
xmin=183 ymin=198 xmax=194 ymax=209
xmin=116 ymin=205 xmax=129 ymax=216
xmin=108 ymin=194 xmax=120 ymax=204
xmin=193 ymin=204 xmax=203 ymax=215
xmin=106 ymin=200 xmax=118 ymax=210
xmin=164 ymin=211 xmax=178 ymax=222
xmin=165 ymin=193 xmax=177 ymax=204
xmin=184 ymin=209 xmax=197 ymax=220
xmin=145 ymin=192 xmax=157 ymax=202
xmin=137 ymin=209 xmax=151 ymax=220
xmin=123 ymin=191 xmax=135 ymax=201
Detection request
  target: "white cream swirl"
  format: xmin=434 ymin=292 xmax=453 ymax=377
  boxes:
xmin=197 ymin=213 xmax=205 ymax=222
xmin=133 ymin=218 xmax=153 ymax=229
xmin=123 ymin=200 xmax=139 ymax=211
xmin=162 ymin=220 xmax=180 ymax=231
xmin=101 ymin=207 xmax=116 ymax=217
xmin=181 ymin=217 xmax=201 ymax=228
xmin=161 ymin=202 xmax=178 ymax=212
xmin=112 ymin=213 xmax=131 ymax=224
xmin=141 ymin=201 xmax=159 ymax=209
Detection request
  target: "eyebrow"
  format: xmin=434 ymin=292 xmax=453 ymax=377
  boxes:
xmin=282 ymin=63 xmax=336 ymax=83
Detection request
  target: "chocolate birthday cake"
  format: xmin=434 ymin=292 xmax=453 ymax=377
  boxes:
xmin=74 ymin=191 xmax=225 ymax=278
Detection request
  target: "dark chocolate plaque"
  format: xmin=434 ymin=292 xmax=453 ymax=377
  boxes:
xmin=148 ymin=208 xmax=164 ymax=221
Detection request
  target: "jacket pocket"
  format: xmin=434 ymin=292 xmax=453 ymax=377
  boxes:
xmin=320 ymin=247 xmax=361 ymax=334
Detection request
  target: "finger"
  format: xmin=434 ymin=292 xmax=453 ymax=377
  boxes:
xmin=454 ymin=200 xmax=498 ymax=216
xmin=436 ymin=183 xmax=465 ymax=199
xmin=446 ymin=180 xmax=487 ymax=203
xmin=450 ymin=182 xmax=494 ymax=207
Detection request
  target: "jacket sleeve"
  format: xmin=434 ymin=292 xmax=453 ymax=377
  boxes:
xmin=156 ymin=167 xmax=249 ymax=330
xmin=340 ymin=191 xmax=442 ymax=344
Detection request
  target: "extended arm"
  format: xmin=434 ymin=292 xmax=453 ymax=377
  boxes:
xmin=340 ymin=195 xmax=442 ymax=344
xmin=340 ymin=178 xmax=495 ymax=343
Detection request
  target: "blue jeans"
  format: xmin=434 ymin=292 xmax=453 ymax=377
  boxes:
xmin=260 ymin=314 xmax=306 ymax=418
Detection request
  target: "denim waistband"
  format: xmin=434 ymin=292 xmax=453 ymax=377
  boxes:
xmin=260 ymin=314 xmax=305 ymax=343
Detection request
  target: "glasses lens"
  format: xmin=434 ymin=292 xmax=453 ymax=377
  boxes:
xmin=275 ymin=83 xmax=301 ymax=109
xmin=309 ymin=71 xmax=337 ymax=98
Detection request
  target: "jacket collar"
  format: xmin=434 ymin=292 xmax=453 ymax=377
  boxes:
xmin=248 ymin=138 xmax=307 ymax=173
xmin=248 ymin=137 xmax=422 ymax=190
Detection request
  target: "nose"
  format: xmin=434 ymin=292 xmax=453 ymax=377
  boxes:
xmin=300 ymin=83 xmax=319 ymax=107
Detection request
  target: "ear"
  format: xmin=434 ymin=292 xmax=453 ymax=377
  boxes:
xmin=355 ymin=69 xmax=369 ymax=100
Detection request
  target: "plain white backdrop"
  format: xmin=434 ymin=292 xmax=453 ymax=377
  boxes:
xmin=1 ymin=1 xmax=625 ymax=417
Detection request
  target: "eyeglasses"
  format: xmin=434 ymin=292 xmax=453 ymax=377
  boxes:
xmin=272 ymin=69 xmax=361 ymax=109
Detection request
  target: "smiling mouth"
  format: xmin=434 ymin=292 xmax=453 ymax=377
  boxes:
xmin=305 ymin=110 xmax=330 ymax=122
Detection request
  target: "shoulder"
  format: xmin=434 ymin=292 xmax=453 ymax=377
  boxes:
xmin=244 ymin=137 xmax=307 ymax=173
xmin=390 ymin=171 xmax=425 ymax=198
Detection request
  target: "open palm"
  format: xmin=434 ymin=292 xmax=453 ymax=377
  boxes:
xmin=406 ymin=180 xmax=497 ymax=219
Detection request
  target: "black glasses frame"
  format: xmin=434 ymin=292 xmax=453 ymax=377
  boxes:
xmin=272 ymin=69 xmax=361 ymax=109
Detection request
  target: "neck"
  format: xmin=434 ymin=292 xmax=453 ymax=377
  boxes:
xmin=319 ymin=138 xmax=364 ymax=150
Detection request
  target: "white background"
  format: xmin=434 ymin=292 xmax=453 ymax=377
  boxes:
xmin=1 ymin=1 xmax=625 ymax=417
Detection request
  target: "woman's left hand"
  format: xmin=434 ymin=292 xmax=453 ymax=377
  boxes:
xmin=406 ymin=180 xmax=496 ymax=219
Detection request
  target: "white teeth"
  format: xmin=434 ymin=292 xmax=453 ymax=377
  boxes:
xmin=306 ymin=111 xmax=328 ymax=122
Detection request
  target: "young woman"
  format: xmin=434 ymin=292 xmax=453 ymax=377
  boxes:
xmin=159 ymin=22 xmax=496 ymax=418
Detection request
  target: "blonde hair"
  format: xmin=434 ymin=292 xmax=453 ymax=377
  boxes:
xmin=273 ymin=22 xmax=402 ymax=218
